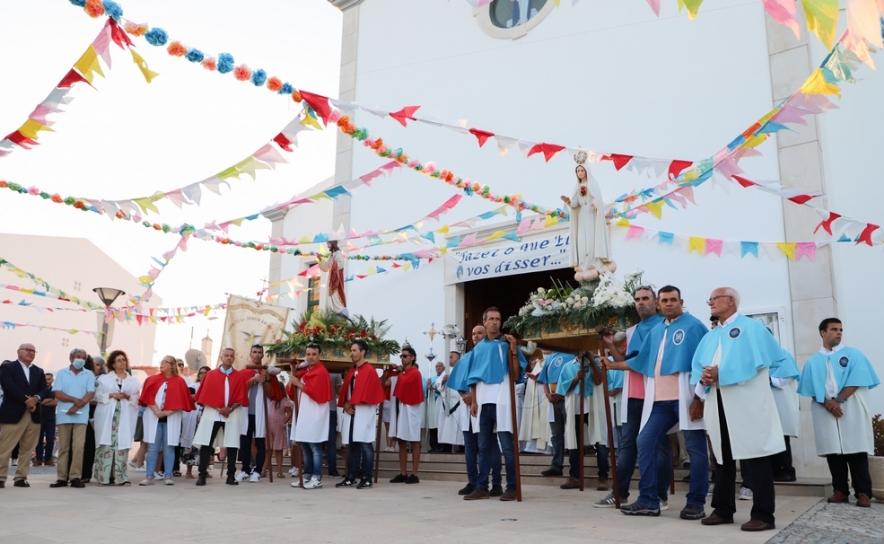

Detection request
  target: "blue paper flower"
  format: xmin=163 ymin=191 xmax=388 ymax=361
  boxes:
xmin=69 ymin=0 xmax=86 ymax=6
xmin=217 ymin=53 xmax=235 ymax=74
xmin=251 ymin=69 xmax=267 ymax=86
xmin=185 ymin=48 xmax=204 ymax=63
xmin=102 ymin=0 xmax=123 ymax=20
xmin=279 ymin=82 xmax=294 ymax=95
xmin=145 ymin=28 xmax=168 ymax=47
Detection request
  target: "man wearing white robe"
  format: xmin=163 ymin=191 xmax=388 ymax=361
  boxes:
xmin=518 ymin=352 xmax=550 ymax=454
xmin=425 ymin=362 xmax=444 ymax=452
xmin=236 ymin=344 xmax=270 ymax=483
xmin=797 ymin=318 xmax=880 ymax=508
xmin=194 ymin=348 xmax=245 ymax=486
xmin=770 ymin=348 xmax=800 ymax=483
xmin=692 ymin=287 xmax=785 ymax=532
xmin=436 ymin=353 xmax=465 ymax=448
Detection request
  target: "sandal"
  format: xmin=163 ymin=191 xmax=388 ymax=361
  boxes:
xmin=118 ymin=481 xmax=131 ymax=486
xmin=277 ymin=472 xmax=286 ymax=478
xmin=173 ymin=471 xmax=182 ymax=477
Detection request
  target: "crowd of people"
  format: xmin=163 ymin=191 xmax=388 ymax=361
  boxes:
xmin=0 ymin=285 xmax=879 ymax=532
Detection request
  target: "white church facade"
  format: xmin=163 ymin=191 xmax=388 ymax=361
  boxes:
xmin=267 ymin=0 xmax=884 ymax=479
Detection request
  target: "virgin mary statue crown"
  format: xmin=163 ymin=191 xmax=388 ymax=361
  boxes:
xmin=573 ymin=150 xmax=588 ymax=165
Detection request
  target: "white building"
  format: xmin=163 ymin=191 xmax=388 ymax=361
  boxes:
xmin=0 ymin=233 xmax=159 ymax=373
xmin=268 ymin=1 xmax=884 ymax=478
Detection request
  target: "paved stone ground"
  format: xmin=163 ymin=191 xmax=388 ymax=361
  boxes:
xmin=3 ymin=462 xmax=822 ymax=544
xmin=766 ymin=499 xmax=884 ymax=544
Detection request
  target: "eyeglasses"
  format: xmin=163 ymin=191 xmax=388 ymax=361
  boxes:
xmin=399 ymin=354 xmax=412 ymax=359
xmin=177 ymin=364 xmax=185 ymax=368
xmin=707 ymin=295 xmax=732 ymax=304
xmin=19 ymin=348 xmax=36 ymax=353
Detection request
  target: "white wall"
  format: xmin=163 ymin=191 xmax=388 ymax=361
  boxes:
xmin=0 ymin=234 xmax=158 ymax=373
xmin=333 ymin=1 xmax=793 ymax=379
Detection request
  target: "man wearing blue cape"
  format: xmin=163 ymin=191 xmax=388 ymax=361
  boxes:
xmin=797 ymin=317 xmax=880 ymax=508
xmin=618 ymin=285 xmax=709 ymax=521
xmin=596 ymin=286 xmax=671 ymax=509
xmin=691 ymin=287 xmax=786 ymax=533
xmin=537 ymin=350 xmax=574 ymax=479
xmin=446 ymin=324 xmax=502 ymax=497
xmin=461 ymin=307 xmax=527 ymax=502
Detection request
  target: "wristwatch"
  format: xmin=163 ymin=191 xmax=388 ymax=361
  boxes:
xmin=693 ymin=394 xmax=704 ymax=403
xmin=834 ymin=396 xmax=847 ymax=403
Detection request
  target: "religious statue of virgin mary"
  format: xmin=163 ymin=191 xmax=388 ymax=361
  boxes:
xmin=560 ymin=152 xmax=615 ymax=282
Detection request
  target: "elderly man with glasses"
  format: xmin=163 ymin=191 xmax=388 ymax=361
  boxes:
xmin=0 ymin=344 xmax=49 ymax=488
xmin=386 ymin=345 xmax=425 ymax=484
xmin=691 ymin=287 xmax=787 ymax=532
xmin=50 ymin=348 xmax=95 ymax=489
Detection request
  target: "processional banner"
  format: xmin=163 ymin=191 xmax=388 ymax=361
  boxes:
xmin=219 ymin=295 xmax=291 ymax=369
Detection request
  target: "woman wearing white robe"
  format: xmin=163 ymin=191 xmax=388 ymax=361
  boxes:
xmin=561 ymin=163 xmax=611 ymax=279
xmin=93 ymin=351 xmax=140 ymax=485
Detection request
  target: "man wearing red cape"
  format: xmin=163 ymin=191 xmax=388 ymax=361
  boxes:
xmin=289 ymin=342 xmax=332 ymax=490
xmin=387 ymin=345 xmax=425 ymax=484
xmin=336 ymin=339 xmax=385 ymax=489
xmin=193 ymin=348 xmax=249 ymax=486
xmin=139 ymin=355 xmax=195 ymax=486
xmin=236 ymin=344 xmax=284 ymax=483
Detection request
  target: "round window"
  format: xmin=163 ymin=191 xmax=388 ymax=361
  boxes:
xmin=489 ymin=0 xmax=549 ymax=29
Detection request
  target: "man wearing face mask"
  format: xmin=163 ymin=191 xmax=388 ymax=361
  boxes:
xmin=50 ymin=349 xmax=95 ymax=488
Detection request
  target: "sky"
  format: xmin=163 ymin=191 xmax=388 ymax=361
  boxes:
xmin=0 ymin=0 xmax=343 ymax=364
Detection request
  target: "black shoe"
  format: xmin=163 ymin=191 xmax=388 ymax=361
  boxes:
xmin=356 ymin=479 xmax=372 ymax=489
xmin=773 ymin=473 xmax=796 ymax=483
xmin=196 ymin=475 xmax=207 ymax=486
xmin=406 ymin=474 xmax=420 ymax=484
xmin=336 ymin=478 xmax=355 ymax=488
xmin=50 ymin=480 xmax=68 ymax=488
xmin=226 ymin=476 xmax=239 ymax=486
xmin=680 ymin=504 xmax=706 ymax=520
xmin=620 ymin=502 xmax=661 ymax=516
xmin=389 ymin=473 xmax=407 ymax=483
xmin=458 ymin=483 xmax=475 ymax=496
xmin=490 ymin=484 xmax=503 ymax=497
xmin=13 ymin=480 xmax=29 ymax=488
xmin=0 ymin=481 xmax=4 ymax=488
xmin=541 ymin=469 xmax=563 ymax=477
xmin=70 ymin=479 xmax=85 ymax=488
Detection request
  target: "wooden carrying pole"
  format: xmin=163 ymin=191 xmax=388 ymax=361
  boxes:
xmin=505 ymin=347 xmax=523 ymax=502
xmin=578 ymin=354 xmax=586 ymax=492
xmin=262 ymin=378 xmax=274 ymax=483
xmin=292 ymin=387 xmax=304 ymax=488
xmin=374 ymin=405 xmax=382 ymax=483
xmin=598 ymin=352 xmax=620 ymax=508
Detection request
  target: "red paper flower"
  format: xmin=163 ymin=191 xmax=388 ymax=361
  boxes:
xmin=291 ymin=91 xmax=302 ymax=103
xmin=167 ymin=41 xmax=188 ymax=57
xmin=580 ymin=186 xmax=587 ymax=196
xmin=201 ymin=57 xmax=217 ymax=71
xmin=233 ymin=65 xmax=252 ymax=81
xmin=0 ymin=181 xmax=7 ymax=188
xmin=73 ymin=201 xmax=84 ymax=209
xmin=84 ymin=0 xmax=105 ymax=18
xmin=266 ymin=77 xmax=283 ymax=92
xmin=51 ymin=194 xmax=62 ymax=203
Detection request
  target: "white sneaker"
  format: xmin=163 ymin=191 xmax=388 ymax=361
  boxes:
xmin=659 ymin=499 xmax=669 ymax=511
xmin=164 ymin=479 xmax=174 ymax=486
xmin=249 ymin=472 xmax=261 ymax=483
xmin=288 ymin=467 xmax=300 ymax=477
xmin=303 ymin=477 xmax=322 ymax=490
xmin=10 ymin=459 xmax=17 ymax=467
xmin=139 ymin=479 xmax=154 ymax=486
xmin=739 ymin=487 xmax=753 ymax=500
xmin=290 ymin=480 xmax=302 ymax=488
xmin=133 ymin=465 xmax=146 ymax=472
xmin=707 ymin=483 xmax=714 ymax=495
xmin=235 ymin=471 xmax=250 ymax=482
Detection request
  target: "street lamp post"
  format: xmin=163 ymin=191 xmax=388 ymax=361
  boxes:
xmin=93 ymin=287 xmax=125 ymax=356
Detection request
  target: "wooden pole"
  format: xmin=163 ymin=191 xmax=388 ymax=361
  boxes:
xmin=506 ymin=371 xmax=522 ymax=502
xmin=669 ymin=435 xmax=677 ymax=496
xmin=374 ymin=405 xmax=382 ymax=483
xmin=578 ymin=353 xmax=585 ymax=492
xmin=292 ymin=386 xmax=304 ymax=488
xmin=262 ymin=377 xmax=274 ymax=484
xmin=599 ymin=351 xmax=620 ymax=508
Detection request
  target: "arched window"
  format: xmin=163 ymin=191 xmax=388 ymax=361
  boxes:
xmin=489 ymin=0 xmax=548 ymax=29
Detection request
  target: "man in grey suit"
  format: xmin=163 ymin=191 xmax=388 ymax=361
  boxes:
xmin=0 ymin=343 xmax=48 ymax=488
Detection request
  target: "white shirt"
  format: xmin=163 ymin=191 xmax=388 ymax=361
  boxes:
xmin=215 ymin=375 xmax=231 ymax=422
xmin=694 ymin=313 xmax=740 ymax=400
xmin=19 ymin=360 xmax=30 ymax=384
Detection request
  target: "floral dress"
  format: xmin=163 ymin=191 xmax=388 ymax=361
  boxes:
xmin=267 ymin=397 xmax=293 ymax=451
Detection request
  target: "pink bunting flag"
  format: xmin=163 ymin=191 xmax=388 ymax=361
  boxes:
xmin=460 ymin=233 xmax=478 ymax=247
xmin=678 ymin=186 xmax=696 ymax=205
xmin=626 ymin=225 xmax=645 ymax=239
xmin=646 ymin=0 xmax=661 ymax=15
xmin=425 ymin=194 xmax=462 ymax=220
xmin=763 ymin=0 xmax=800 ymax=38
xmin=517 ymin=217 xmax=532 ymax=234
xmin=795 ymin=242 xmax=817 ymax=260
xmin=705 ymin=239 xmax=723 ymax=256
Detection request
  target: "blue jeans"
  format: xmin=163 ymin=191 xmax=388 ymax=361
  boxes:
xmin=464 ymin=418 xmax=501 ymax=487
xmin=346 ymin=442 xmax=373 ymax=481
xmin=636 ymin=400 xmax=708 ymax=508
xmin=618 ymin=397 xmax=671 ymax=500
xmin=478 ymin=404 xmax=515 ymax=490
xmin=301 ymin=442 xmax=323 ymax=480
xmin=35 ymin=419 xmax=55 ymax=462
xmin=548 ymin=400 xmax=566 ymax=471
xmin=327 ymin=409 xmax=340 ymax=475
xmin=146 ymin=422 xmax=175 ymax=479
